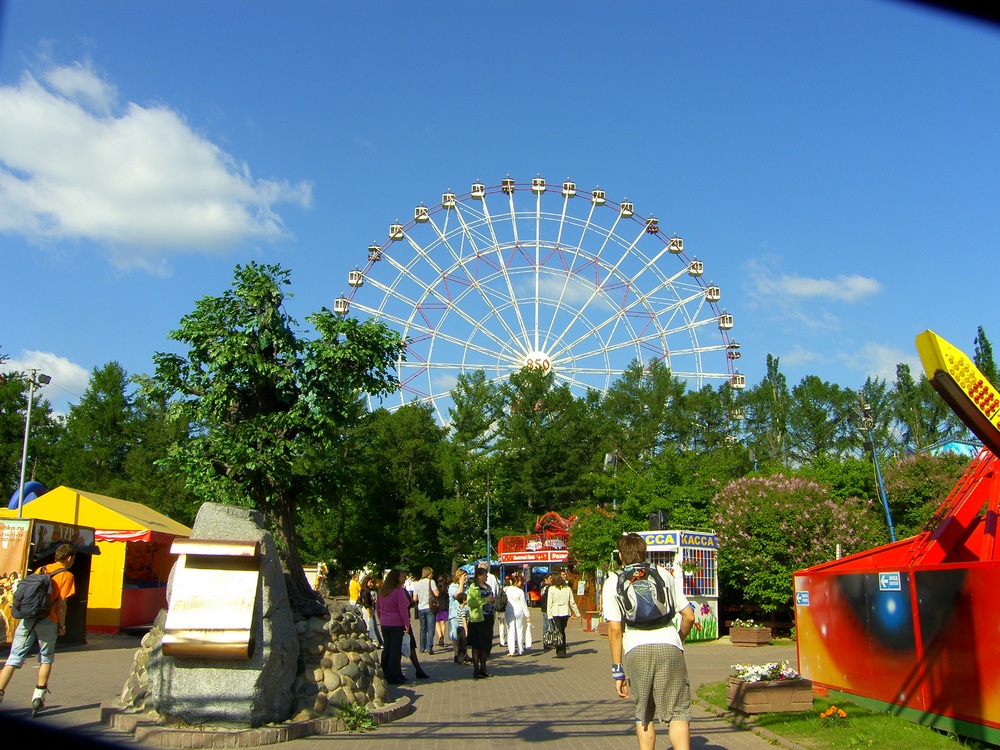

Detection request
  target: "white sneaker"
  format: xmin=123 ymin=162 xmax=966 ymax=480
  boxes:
xmin=31 ymin=685 xmax=47 ymax=715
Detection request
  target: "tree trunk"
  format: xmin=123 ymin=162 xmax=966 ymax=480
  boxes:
xmin=268 ymin=497 xmax=328 ymax=618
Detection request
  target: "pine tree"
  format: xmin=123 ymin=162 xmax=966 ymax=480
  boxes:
xmin=974 ymin=326 xmax=999 ymax=389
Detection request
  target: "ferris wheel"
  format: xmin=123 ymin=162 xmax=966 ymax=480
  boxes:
xmin=337 ymin=176 xmax=744 ymax=424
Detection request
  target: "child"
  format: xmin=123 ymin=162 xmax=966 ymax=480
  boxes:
xmin=453 ymin=592 xmax=470 ymax=664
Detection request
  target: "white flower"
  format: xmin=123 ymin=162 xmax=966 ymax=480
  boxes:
xmin=730 ymin=660 xmax=799 ymax=683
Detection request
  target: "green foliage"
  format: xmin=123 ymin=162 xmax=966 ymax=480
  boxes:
xmin=47 ymin=362 xmax=199 ymax=524
xmin=338 ymin=702 xmax=376 ymax=733
xmin=795 ymin=456 xmax=875 ymax=502
xmin=881 ymin=452 xmax=968 ymax=538
xmin=697 ymin=682 xmax=976 ymax=750
xmin=600 ymin=359 xmax=688 ymax=460
xmin=712 ymin=474 xmax=888 ymax=612
xmin=890 ymin=364 xmax=959 ymax=453
xmin=973 ymin=326 xmax=999 ymax=390
xmin=786 ymin=376 xmax=857 ymax=462
xmin=145 ymin=262 xmax=404 ymax=603
xmin=567 ymin=508 xmax=625 ymax=573
xmin=741 ymin=353 xmax=791 ymax=467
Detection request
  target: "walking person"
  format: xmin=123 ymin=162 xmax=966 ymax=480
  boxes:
xmin=434 ymin=574 xmax=450 ymax=648
xmin=466 ymin=566 xmax=496 ymax=679
xmin=413 ymin=567 xmax=439 ymax=654
xmin=348 ymin=572 xmax=362 ymax=605
xmin=0 ymin=544 xmax=76 ymax=714
xmin=376 ymin=569 xmax=411 ymax=684
xmin=504 ymin=575 xmax=529 ymax=656
xmin=546 ymin=572 xmax=580 ymax=657
xmin=603 ymin=533 xmax=695 ymax=750
xmin=359 ymin=577 xmax=382 ymax=647
xmin=485 ymin=566 xmax=502 ymax=647
xmin=451 ymin=591 xmax=470 ymax=664
xmin=540 ymin=573 xmax=554 ymax=648
xmin=448 ymin=569 xmax=469 ymax=663
xmin=405 ymin=628 xmax=430 ymax=679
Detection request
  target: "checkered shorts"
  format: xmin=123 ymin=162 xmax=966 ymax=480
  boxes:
xmin=623 ymin=643 xmax=691 ymax=726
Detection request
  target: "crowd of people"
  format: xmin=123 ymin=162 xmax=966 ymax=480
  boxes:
xmin=346 ymin=543 xmax=696 ymax=750
xmin=346 ymin=564 xmax=585 ymax=684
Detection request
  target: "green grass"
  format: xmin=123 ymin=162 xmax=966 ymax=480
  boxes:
xmin=696 ymin=682 xmax=992 ymax=750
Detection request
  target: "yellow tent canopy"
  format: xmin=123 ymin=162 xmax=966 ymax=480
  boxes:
xmin=0 ymin=486 xmax=192 ymax=630
xmin=0 ymin=486 xmax=191 ymax=541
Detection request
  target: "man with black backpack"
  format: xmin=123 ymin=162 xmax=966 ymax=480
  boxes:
xmin=602 ymin=533 xmax=695 ymax=750
xmin=0 ymin=544 xmax=76 ymax=716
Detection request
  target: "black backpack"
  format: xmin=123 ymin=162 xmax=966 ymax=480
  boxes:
xmin=495 ymin=585 xmax=509 ymax=613
xmin=11 ymin=566 xmax=66 ymax=621
xmin=615 ymin=563 xmax=675 ymax=630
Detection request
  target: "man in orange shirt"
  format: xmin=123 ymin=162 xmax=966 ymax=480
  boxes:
xmin=0 ymin=543 xmax=76 ymax=714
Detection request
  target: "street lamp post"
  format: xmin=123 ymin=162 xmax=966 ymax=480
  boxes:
xmin=17 ymin=369 xmax=51 ymax=518
xmin=858 ymin=391 xmax=896 ymax=543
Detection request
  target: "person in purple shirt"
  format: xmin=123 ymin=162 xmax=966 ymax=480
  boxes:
xmin=376 ymin=569 xmax=412 ymax=684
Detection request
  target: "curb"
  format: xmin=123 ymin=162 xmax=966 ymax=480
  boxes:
xmin=100 ymin=696 xmax=412 ymax=747
xmin=692 ymin=697 xmax=813 ymax=750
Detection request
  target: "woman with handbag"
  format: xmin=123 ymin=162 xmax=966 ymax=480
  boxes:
xmin=545 ymin=573 xmax=580 ymax=658
xmin=414 ymin=567 xmax=440 ymax=654
xmin=376 ymin=569 xmax=411 ymax=684
xmin=466 ymin=566 xmax=496 ymax=679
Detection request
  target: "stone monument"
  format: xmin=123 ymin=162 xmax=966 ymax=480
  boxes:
xmin=150 ymin=503 xmax=298 ymax=726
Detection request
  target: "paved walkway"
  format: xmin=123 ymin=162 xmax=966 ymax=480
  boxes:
xmin=1 ymin=610 xmax=805 ymax=749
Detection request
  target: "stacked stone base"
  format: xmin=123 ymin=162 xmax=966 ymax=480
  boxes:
xmin=110 ymin=600 xmax=406 ymax=745
xmin=101 ymin=696 xmax=410 ymax=747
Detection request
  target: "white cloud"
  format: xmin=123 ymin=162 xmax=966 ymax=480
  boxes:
xmin=779 ymin=345 xmax=825 ymax=368
xmin=0 ymin=59 xmax=312 ymax=271
xmin=3 ymin=350 xmax=91 ymax=406
xmin=781 ymin=274 xmax=881 ymax=302
xmin=749 ymin=260 xmax=882 ymax=303
xmin=839 ymin=343 xmax=920 ymax=384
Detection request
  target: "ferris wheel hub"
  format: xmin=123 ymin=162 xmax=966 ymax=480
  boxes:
xmin=524 ymin=351 xmax=553 ymax=373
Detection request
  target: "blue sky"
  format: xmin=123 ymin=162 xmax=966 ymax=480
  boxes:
xmin=1 ymin=1 xmax=998 ymax=417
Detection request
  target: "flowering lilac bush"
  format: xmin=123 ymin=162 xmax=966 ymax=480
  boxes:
xmin=712 ymin=474 xmax=887 ymax=612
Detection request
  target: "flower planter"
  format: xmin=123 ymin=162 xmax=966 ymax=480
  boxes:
xmin=726 ymin=677 xmax=813 ymax=714
xmin=729 ymin=626 xmax=771 ymax=646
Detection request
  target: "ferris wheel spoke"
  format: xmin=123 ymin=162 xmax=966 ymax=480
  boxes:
xmin=544 ymin=223 xmax=648 ymax=354
xmin=451 ymin=203 xmax=531 ymax=347
xmin=404 ymin=313 xmax=515 ymax=361
xmin=372 ymin=243 xmax=519 ymax=355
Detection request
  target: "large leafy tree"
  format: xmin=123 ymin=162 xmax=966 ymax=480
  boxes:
xmin=441 ymin=371 xmax=505 ymax=567
xmin=600 ymin=359 xmax=687 ymax=463
xmin=147 ymin=262 xmax=404 ymax=611
xmin=495 ymin=366 xmax=600 ymax=522
xmin=742 ymin=354 xmax=791 ymax=469
xmin=890 ymin=364 xmax=957 ymax=452
xmin=786 ymin=375 xmax=856 ymax=464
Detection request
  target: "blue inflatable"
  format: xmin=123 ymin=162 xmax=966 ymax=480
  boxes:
xmin=8 ymin=480 xmax=47 ymax=510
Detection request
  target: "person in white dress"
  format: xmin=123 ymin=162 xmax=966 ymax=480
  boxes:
xmin=503 ymin=575 xmax=530 ymax=656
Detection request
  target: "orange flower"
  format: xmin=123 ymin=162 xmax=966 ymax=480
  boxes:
xmin=837 ymin=709 xmax=847 ymax=718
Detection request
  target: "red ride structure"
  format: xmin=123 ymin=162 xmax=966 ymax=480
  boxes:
xmin=794 ymin=330 xmax=1000 ymax=744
